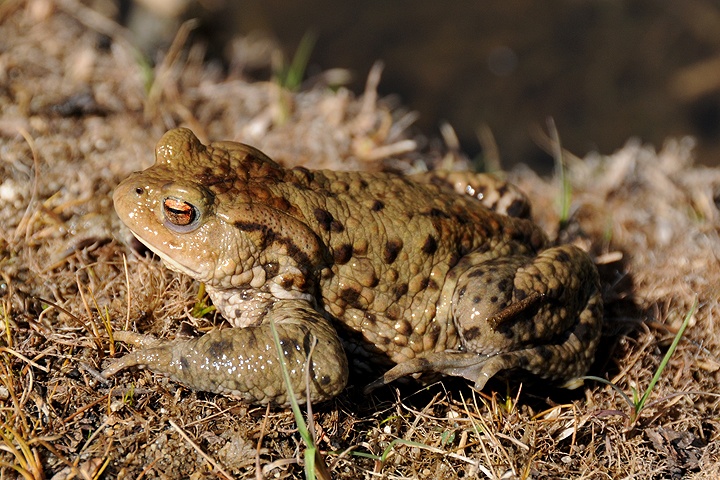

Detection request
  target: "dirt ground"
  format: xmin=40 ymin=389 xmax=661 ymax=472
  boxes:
xmin=1 ymin=1 xmax=720 ymax=478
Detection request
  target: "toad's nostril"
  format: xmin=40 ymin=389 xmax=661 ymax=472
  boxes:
xmin=135 ymin=187 xmax=144 ymax=195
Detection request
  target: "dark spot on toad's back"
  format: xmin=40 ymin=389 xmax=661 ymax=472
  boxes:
xmin=340 ymin=287 xmax=363 ymax=308
xmin=234 ymin=220 xmax=266 ymax=234
xmin=364 ymin=272 xmax=379 ymax=288
xmin=555 ymin=249 xmax=571 ymax=263
xmin=263 ymin=262 xmax=279 ymax=278
xmin=281 ymin=337 xmax=301 ymax=356
xmin=364 ymin=312 xmax=377 ymax=325
xmin=466 ymin=269 xmax=484 ymax=278
xmin=426 ymin=322 xmax=441 ymax=346
xmin=392 ymin=283 xmax=408 ymax=301
xmin=507 ymin=199 xmax=529 ymax=218
xmin=386 ymin=304 xmax=401 ymax=320
xmin=313 ymin=208 xmax=344 ymax=232
xmin=383 ymin=239 xmax=403 ymax=264
xmin=422 ymin=235 xmax=438 ymax=255
xmin=395 ymin=319 xmax=412 ymax=336
xmin=333 ymin=243 xmax=353 ymax=264
xmin=427 ymin=208 xmax=450 ymax=219
xmin=463 ymin=326 xmax=481 ymax=341
xmin=537 ymin=345 xmax=554 ymax=362
xmin=180 ymin=356 xmax=190 ymax=371
xmin=269 ymin=195 xmax=294 ymax=212
xmin=292 ymin=166 xmax=314 ymax=184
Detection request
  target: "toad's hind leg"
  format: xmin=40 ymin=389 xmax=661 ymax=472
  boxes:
xmin=366 ymin=244 xmax=602 ymax=392
xmin=452 ymin=244 xmax=603 ymax=387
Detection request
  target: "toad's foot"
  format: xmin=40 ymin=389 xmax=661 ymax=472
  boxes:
xmin=365 ymin=329 xmax=593 ymax=394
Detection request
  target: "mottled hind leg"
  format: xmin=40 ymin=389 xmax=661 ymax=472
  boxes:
xmin=451 ymin=243 xmax=603 ymax=387
xmin=367 ymin=244 xmax=602 ymax=392
xmin=463 ymin=286 xmax=603 ymax=390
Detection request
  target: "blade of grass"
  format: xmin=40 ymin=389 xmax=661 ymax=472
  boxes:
xmin=582 ymin=297 xmax=698 ymax=424
xmin=269 ymin=319 xmax=328 ymax=480
xmin=580 ymin=375 xmax=634 ymax=410
xmin=633 ymin=297 xmax=697 ymax=422
xmin=277 ymin=31 xmax=317 ymax=91
xmin=191 ymin=283 xmax=216 ymax=318
xmin=546 ymin=117 xmax=572 ymax=224
xmin=0 ymin=423 xmax=42 ymax=480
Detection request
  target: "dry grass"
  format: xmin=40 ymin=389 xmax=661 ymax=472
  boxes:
xmin=1 ymin=1 xmax=719 ymax=478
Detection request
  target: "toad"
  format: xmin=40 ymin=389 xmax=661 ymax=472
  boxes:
xmin=103 ymin=128 xmax=602 ymax=405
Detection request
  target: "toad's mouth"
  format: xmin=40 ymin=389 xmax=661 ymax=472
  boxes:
xmin=129 ymin=231 xmax=202 ymax=277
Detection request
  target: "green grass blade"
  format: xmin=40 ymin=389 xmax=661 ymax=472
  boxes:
xmin=278 ymin=31 xmax=317 ymax=91
xmin=634 ymin=298 xmax=698 ymax=419
xmin=580 ymin=375 xmax=634 ymax=410
xmin=269 ymin=319 xmax=317 ymax=480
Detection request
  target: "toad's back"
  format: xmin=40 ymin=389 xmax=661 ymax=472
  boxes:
xmin=247 ymin=165 xmax=550 ymax=368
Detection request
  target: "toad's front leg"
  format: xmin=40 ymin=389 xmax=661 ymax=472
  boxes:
xmin=102 ymin=302 xmax=348 ymax=405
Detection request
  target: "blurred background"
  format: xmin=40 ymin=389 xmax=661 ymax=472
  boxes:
xmin=111 ymin=0 xmax=720 ymax=171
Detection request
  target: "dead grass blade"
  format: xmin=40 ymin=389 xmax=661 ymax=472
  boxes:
xmin=168 ymin=419 xmax=234 ymax=480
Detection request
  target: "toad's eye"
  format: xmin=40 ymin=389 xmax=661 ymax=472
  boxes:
xmin=163 ymin=197 xmax=200 ymax=231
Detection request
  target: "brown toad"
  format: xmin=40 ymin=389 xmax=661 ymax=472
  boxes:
xmin=103 ymin=128 xmax=602 ymax=405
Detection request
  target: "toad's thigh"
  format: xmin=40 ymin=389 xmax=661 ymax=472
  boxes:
xmin=451 ymin=245 xmax=600 ymax=355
